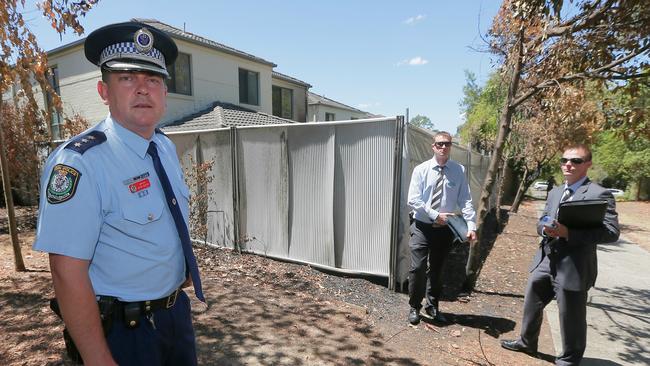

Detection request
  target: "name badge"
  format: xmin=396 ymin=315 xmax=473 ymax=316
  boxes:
xmin=129 ymin=179 xmax=151 ymax=193
xmin=124 ymin=172 xmax=151 ymax=198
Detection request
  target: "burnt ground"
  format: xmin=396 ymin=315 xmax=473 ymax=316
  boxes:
xmin=1 ymin=200 xmax=647 ymax=365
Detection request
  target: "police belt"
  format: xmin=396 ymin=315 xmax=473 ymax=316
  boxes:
xmin=105 ymin=287 xmax=181 ymax=315
xmin=101 ymin=288 xmax=182 ymax=329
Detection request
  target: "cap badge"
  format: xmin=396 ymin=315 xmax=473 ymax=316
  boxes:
xmin=134 ymin=28 xmax=154 ymax=53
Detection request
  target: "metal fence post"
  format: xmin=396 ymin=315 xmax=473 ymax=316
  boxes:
xmin=230 ymin=126 xmax=241 ymax=252
xmin=388 ymin=116 xmax=405 ymax=291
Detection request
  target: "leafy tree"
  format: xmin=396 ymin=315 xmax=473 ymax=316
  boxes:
xmin=409 ymin=115 xmax=435 ymax=131
xmin=459 ymin=72 xmax=507 ymax=153
xmin=1 ymin=0 xmax=97 ymax=271
xmin=459 ymin=70 xmax=481 ymax=116
xmin=465 ymin=0 xmax=650 ymax=289
xmin=594 ymin=132 xmax=650 ymax=200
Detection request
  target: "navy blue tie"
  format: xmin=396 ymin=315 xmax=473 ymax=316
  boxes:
xmin=147 ymin=141 xmax=205 ymax=302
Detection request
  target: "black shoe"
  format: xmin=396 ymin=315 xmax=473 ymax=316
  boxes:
xmin=500 ymin=339 xmax=537 ymax=355
xmin=408 ymin=308 xmax=421 ymax=325
xmin=424 ymin=307 xmax=449 ymax=324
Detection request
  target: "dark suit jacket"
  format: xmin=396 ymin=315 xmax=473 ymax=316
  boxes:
xmin=530 ymin=178 xmax=620 ymax=291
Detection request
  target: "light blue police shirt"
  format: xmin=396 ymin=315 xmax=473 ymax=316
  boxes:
xmin=33 ymin=116 xmax=188 ymax=301
xmin=408 ymin=158 xmax=477 ymax=231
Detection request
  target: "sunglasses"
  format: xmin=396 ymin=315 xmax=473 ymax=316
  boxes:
xmin=434 ymin=141 xmax=452 ymax=148
xmin=560 ymin=157 xmax=587 ymax=165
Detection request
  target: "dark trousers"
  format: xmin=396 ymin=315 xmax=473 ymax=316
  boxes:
xmin=520 ymin=255 xmax=588 ymax=366
xmin=106 ymin=290 xmax=198 ymax=366
xmin=408 ymin=220 xmax=454 ymax=311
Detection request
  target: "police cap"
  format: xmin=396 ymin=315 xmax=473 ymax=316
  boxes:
xmin=84 ymin=21 xmax=178 ymax=78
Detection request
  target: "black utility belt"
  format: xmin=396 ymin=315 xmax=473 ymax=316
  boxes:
xmin=102 ymin=288 xmax=182 ymax=328
xmin=108 ymin=287 xmax=181 ymax=315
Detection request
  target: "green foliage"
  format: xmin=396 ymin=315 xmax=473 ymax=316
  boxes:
xmin=458 ymin=72 xmax=507 ymax=152
xmin=593 ymin=77 xmax=650 ymax=195
xmin=594 ymin=131 xmax=650 ymax=188
xmin=459 ymin=70 xmax=480 ymax=113
xmin=409 ymin=115 xmax=435 ymax=131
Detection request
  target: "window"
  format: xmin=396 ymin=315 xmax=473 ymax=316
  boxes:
xmin=272 ymin=86 xmax=293 ymax=119
xmin=325 ymin=112 xmax=336 ymax=121
xmin=45 ymin=66 xmax=62 ymax=140
xmin=239 ymin=68 xmax=259 ymax=105
xmin=166 ymin=52 xmax=192 ymax=95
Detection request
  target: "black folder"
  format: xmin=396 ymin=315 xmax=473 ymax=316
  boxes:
xmin=557 ymin=199 xmax=608 ymax=229
xmin=446 ymin=215 xmax=469 ymax=244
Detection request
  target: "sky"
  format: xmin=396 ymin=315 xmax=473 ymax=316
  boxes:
xmin=22 ymin=0 xmax=502 ymax=133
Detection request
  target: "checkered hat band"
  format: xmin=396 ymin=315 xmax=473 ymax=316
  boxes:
xmin=99 ymin=42 xmax=166 ymax=68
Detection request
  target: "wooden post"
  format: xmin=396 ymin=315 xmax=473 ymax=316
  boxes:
xmin=0 ymin=93 xmax=26 ymax=271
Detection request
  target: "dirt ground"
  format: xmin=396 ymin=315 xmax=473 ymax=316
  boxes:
xmin=0 ymin=200 xmax=647 ymax=366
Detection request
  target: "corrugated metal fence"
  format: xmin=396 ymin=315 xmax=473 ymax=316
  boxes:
xmin=167 ymin=117 xmax=490 ymax=290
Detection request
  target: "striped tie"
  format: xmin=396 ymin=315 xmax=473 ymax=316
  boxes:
xmin=431 ymin=166 xmax=445 ymax=211
xmin=555 ymin=187 xmax=573 ymax=219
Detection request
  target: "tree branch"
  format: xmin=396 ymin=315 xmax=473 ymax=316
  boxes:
xmin=510 ymin=43 xmax=650 ymax=108
xmin=545 ymin=0 xmax=617 ymax=37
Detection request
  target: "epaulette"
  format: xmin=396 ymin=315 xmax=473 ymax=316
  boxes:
xmin=64 ymin=131 xmax=107 ymax=154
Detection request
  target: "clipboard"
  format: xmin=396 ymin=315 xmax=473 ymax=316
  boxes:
xmin=557 ymin=199 xmax=607 ymax=229
xmin=446 ymin=215 xmax=469 ymax=244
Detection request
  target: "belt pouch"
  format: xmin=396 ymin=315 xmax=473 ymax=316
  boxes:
xmin=97 ymin=296 xmax=115 ymax=335
xmin=123 ymin=302 xmax=142 ymax=328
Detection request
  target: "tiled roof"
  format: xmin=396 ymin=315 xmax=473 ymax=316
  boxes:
xmin=134 ymin=18 xmax=276 ymax=67
xmin=162 ymin=101 xmax=295 ymax=133
xmin=308 ymin=91 xmax=365 ymax=113
xmin=272 ymin=71 xmax=311 ymax=88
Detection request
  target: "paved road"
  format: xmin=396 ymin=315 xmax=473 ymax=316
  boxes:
xmin=535 ymin=203 xmax=650 ymax=365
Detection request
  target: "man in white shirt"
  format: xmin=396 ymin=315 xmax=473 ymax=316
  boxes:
xmin=406 ymin=131 xmax=477 ymax=325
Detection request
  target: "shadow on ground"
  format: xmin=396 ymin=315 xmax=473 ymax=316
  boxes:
xmin=193 ymin=278 xmax=421 ymax=365
xmin=0 ymin=273 xmax=67 ymax=365
xmin=588 ymin=286 xmax=650 ymax=366
xmin=446 ymin=313 xmax=516 ymax=338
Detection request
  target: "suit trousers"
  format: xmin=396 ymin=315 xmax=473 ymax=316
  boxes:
xmin=520 ymin=255 xmax=588 ymax=366
xmin=408 ymin=220 xmax=454 ymax=311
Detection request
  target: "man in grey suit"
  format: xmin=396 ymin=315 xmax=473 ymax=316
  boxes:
xmin=501 ymin=144 xmax=620 ymax=366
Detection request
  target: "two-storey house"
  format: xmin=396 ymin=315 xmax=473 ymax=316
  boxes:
xmin=42 ymin=18 xmax=312 ymax=140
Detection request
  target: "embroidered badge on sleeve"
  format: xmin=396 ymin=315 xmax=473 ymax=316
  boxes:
xmin=46 ymin=164 xmax=82 ymax=204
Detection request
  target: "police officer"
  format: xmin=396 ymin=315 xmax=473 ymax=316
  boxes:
xmin=34 ymin=22 xmax=203 ymax=365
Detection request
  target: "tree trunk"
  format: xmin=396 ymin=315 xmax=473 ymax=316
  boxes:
xmin=464 ymin=30 xmax=525 ymax=291
xmin=0 ymin=95 xmax=26 ymax=271
xmin=494 ymin=168 xmax=503 ymax=226
xmin=510 ymin=166 xmax=529 ymax=213
xmin=494 ymin=154 xmax=510 ymax=226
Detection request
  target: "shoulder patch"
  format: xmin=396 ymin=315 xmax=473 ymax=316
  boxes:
xmin=46 ymin=164 xmax=82 ymax=204
xmin=64 ymin=131 xmax=107 ymax=154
